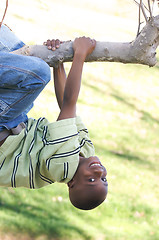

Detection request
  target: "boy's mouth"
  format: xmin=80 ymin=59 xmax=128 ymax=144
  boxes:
xmin=89 ymin=161 xmax=102 ymax=168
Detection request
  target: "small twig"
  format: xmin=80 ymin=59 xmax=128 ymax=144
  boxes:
xmin=133 ymin=0 xmax=148 ymax=21
xmin=151 ymin=0 xmax=155 ymax=14
xmin=137 ymin=0 xmax=142 ymax=36
xmin=140 ymin=3 xmax=148 ymax=21
xmin=134 ymin=0 xmax=149 ymax=12
xmin=0 ymin=0 xmax=8 ymax=29
xmin=147 ymin=0 xmax=153 ymax=18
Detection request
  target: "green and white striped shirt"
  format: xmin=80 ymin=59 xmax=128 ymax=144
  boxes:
xmin=0 ymin=116 xmax=94 ymax=189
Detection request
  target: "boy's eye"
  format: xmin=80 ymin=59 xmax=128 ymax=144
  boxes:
xmin=102 ymin=178 xmax=107 ymax=182
xmin=89 ymin=178 xmax=95 ymax=182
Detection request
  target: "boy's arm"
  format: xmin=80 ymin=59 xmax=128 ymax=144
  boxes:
xmin=53 ymin=64 xmax=66 ymax=110
xmin=44 ymin=39 xmax=66 ymax=110
xmin=57 ymin=53 xmax=84 ymax=120
xmin=57 ymin=37 xmax=96 ymax=121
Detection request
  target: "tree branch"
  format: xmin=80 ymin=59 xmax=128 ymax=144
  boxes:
xmin=12 ymin=15 xmax=159 ymax=67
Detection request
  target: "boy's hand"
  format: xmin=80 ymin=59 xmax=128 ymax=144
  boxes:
xmin=43 ymin=39 xmax=63 ymax=51
xmin=73 ymin=37 xmax=96 ymax=59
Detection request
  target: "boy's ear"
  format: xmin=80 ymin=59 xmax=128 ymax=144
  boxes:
xmin=67 ymin=178 xmax=75 ymax=188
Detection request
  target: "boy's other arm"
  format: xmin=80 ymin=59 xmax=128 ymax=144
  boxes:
xmin=44 ymin=39 xmax=66 ymax=109
xmin=57 ymin=37 xmax=96 ymax=121
xmin=53 ymin=64 xmax=66 ymax=110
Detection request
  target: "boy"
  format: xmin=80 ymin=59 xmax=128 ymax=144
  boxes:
xmin=0 ymin=25 xmax=108 ymax=210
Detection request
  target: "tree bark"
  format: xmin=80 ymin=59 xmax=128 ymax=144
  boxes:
xmin=12 ymin=15 xmax=159 ymax=68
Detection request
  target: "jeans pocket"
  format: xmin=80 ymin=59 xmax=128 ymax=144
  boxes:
xmin=0 ymin=99 xmax=10 ymax=116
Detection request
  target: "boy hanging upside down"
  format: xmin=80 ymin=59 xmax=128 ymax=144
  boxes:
xmin=0 ymin=25 xmax=108 ymax=210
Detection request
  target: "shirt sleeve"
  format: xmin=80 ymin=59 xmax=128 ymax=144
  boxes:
xmin=75 ymin=116 xmax=95 ymax=158
xmin=38 ymin=117 xmax=95 ymax=185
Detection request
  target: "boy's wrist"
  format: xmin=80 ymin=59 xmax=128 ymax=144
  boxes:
xmin=54 ymin=63 xmax=64 ymax=72
xmin=74 ymin=51 xmax=87 ymax=62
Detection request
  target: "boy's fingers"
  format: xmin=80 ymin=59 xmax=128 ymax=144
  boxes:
xmin=44 ymin=39 xmax=66 ymax=51
xmin=55 ymin=39 xmax=60 ymax=49
xmin=50 ymin=39 xmax=60 ymax=51
xmin=45 ymin=39 xmax=57 ymax=51
xmin=46 ymin=39 xmax=52 ymax=50
xmin=92 ymin=39 xmax=96 ymax=47
xmin=51 ymin=39 xmax=56 ymax=50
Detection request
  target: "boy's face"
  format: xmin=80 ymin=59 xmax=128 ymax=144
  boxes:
xmin=68 ymin=155 xmax=108 ymax=210
xmin=68 ymin=155 xmax=108 ymax=195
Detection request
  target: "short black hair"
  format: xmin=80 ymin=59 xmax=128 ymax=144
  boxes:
xmin=69 ymin=185 xmax=108 ymax=210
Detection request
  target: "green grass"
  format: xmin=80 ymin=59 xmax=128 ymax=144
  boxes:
xmin=0 ymin=62 xmax=159 ymax=240
xmin=1 ymin=0 xmax=159 ymax=239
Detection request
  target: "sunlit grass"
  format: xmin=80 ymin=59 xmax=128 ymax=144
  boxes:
xmin=1 ymin=60 xmax=159 ymax=240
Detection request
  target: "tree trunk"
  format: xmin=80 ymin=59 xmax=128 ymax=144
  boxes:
xmin=12 ymin=15 xmax=159 ymax=68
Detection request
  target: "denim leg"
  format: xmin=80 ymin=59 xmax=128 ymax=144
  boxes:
xmin=0 ymin=52 xmax=51 ymax=130
xmin=0 ymin=24 xmax=25 ymax=52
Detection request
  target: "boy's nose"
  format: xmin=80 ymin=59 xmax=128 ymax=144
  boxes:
xmin=94 ymin=168 xmax=103 ymax=177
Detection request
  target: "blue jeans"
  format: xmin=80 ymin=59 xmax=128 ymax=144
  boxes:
xmin=0 ymin=25 xmax=51 ymax=131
